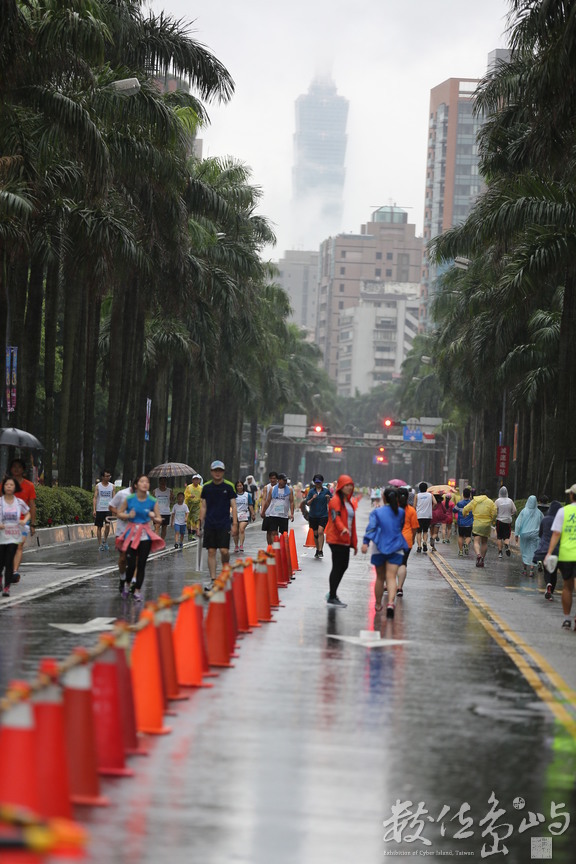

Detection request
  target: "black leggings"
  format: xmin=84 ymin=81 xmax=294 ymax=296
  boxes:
xmin=328 ymin=543 xmax=351 ymax=599
xmin=0 ymin=544 xmax=17 ymax=587
xmin=126 ymin=540 xmax=151 ymax=590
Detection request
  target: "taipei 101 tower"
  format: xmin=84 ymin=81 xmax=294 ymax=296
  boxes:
xmin=291 ymin=74 xmax=349 ymax=248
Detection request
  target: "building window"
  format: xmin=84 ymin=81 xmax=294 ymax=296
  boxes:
xmin=341 ymin=250 xmax=346 ymax=258
xmin=375 ymin=268 xmax=381 ymax=277
xmin=376 ymin=252 xmax=382 ymax=260
xmin=386 ymin=252 xmax=393 ymax=260
xmin=338 ymin=301 xmax=344 ymax=310
xmin=340 ymin=284 xmax=345 ymax=292
xmin=340 ymin=267 xmax=345 ymax=274
xmin=386 ymin=269 xmax=392 ymax=277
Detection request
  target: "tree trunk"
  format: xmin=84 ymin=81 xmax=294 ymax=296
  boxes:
xmin=82 ymin=295 xmax=101 ymax=489
xmin=19 ymin=253 xmax=44 ymax=434
xmin=553 ymin=267 xmax=576 ymax=495
xmin=43 ymin=258 xmax=59 ymax=487
xmin=58 ymin=269 xmax=85 ymax=486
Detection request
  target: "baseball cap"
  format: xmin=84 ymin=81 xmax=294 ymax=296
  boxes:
xmin=210 ymin=460 xmax=225 ymax=470
xmin=565 ymin=484 xmax=576 ymax=495
xmin=313 ymin=474 xmax=324 ymax=483
xmin=192 ymin=474 xmax=202 ymax=480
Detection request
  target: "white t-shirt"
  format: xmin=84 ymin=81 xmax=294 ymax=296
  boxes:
xmin=95 ymin=482 xmax=114 ymax=512
xmin=415 ymin=491 xmax=433 ymax=519
xmin=0 ymin=497 xmax=30 ymax=545
xmin=154 ymin=487 xmax=172 ymax=516
xmin=495 ymin=497 xmax=517 ymax=524
xmin=269 ymin=485 xmax=291 ymax=518
xmin=171 ymin=503 xmax=189 ymax=525
xmin=236 ymin=491 xmax=252 ymax=522
xmin=110 ymin=487 xmax=132 ymax=510
xmin=551 ymin=509 xmax=565 ymax=533
xmin=263 ymin=482 xmax=278 ymax=517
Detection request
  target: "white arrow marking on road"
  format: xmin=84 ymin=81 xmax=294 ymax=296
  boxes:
xmin=49 ymin=617 xmax=117 ymax=634
xmin=327 ymin=634 xmax=410 ymax=648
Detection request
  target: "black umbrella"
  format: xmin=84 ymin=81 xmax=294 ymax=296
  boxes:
xmin=0 ymin=427 xmax=43 ymax=449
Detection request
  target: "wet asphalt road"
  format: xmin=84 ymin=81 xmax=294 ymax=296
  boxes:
xmin=1 ymin=501 xmax=575 ymax=863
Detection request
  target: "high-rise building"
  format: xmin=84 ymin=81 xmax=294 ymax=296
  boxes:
xmin=275 ymin=250 xmax=319 ymax=333
xmin=291 ymin=75 xmax=349 ymax=249
xmin=316 ymin=206 xmax=423 ymax=381
xmin=419 ymin=50 xmax=511 ymax=330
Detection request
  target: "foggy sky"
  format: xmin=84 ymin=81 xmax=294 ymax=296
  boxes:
xmin=151 ymin=0 xmax=510 ymax=257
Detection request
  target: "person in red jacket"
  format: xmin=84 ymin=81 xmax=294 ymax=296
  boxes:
xmin=324 ymin=474 xmax=358 ymax=608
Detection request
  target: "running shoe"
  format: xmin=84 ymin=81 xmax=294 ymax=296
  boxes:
xmin=174 ymin=543 xmax=179 ymax=549
xmin=458 ymin=550 xmax=463 ymax=557
xmin=476 ymin=556 xmax=484 ymax=568
xmin=562 ymin=619 xmax=572 ymax=629
xmin=326 ymin=596 xmax=347 ymax=608
xmin=234 ymin=546 xmax=239 ymax=553
xmin=430 ymin=541 xmax=435 ymax=552
xmin=464 ymin=545 xmax=470 ymax=555
xmin=416 ymin=546 xmax=422 ymax=554
xmin=318 ymin=550 xmax=324 ymax=558
xmin=386 ymin=604 xmax=395 ymax=619
xmin=505 ymin=547 xmax=511 ymax=557
xmin=396 ymin=588 xmax=403 ymax=597
xmin=422 ymin=543 xmax=428 ymax=552
xmin=498 ymin=552 xmax=503 ymax=559
xmin=239 ymin=546 xmax=244 ymax=552
xmin=544 ymin=584 xmax=553 ymax=601
xmin=103 ymin=543 xmax=109 ymax=551
xmin=2 ymin=588 xmax=9 ymax=598
xmin=11 ymin=572 xmax=20 ymax=584
xmin=537 ymin=561 xmax=543 ymax=572
xmin=99 ymin=544 xmax=106 ymax=551
xmin=132 ymin=590 xmax=142 ymax=602
xmin=314 ymin=550 xmax=320 ymax=558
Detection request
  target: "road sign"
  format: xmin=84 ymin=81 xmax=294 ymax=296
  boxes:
xmin=496 ymin=445 xmax=510 ymax=477
xmin=403 ymin=425 xmax=423 ymax=442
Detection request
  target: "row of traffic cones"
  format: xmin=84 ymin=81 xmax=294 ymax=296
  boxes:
xmin=0 ymin=531 xmax=300 ymax=855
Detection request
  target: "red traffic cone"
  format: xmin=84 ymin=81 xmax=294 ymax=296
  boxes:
xmin=281 ymin=532 xmax=293 ymax=580
xmin=231 ymin=561 xmax=251 ymax=633
xmin=273 ymin=537 xmax=288 ymax=587
xmin=33 ymin=659 xmax=72 ymax=819
xmin=131 ymin=609 xmax=172 ymax=735
xmin=92 ymin=637 xmax=134 ymax=777
xmin=114 ymin=638 xmax=148 ymax=756
xmin=155 ymin=601 xmax=189 ymax=701
xmin=304 ymin=526 xmax=316 ymax=547
xmin=289 ymin=529 xmax=301 ymax=571
xmin=0 ymin=682 xmax=40 ymax=813
xmin=263 ymin=551 xmax=281 ymax=607
xmin=62 ymin=656 xmax=110 ymax=806
xmin=242 ymin=558 xmax=261 ymax=629
xmin=173 ymin=587 xmax=213 ymax=688
xmin=254 ymin=557 xmax=275 ymax=622
xmin=205 ymin=589 xmax=234 ymax=667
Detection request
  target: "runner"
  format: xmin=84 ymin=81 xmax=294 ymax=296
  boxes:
xmin=395 ymin=487 xmax=419 ymax=597
xmin=300 ymin=474 xmax=332 ymax=559
xmin=545 ymin=484 xmax=576 ymax=628
xmin=414 ymin=481 xmax=433 ymax=553
xmin=325 ymin=474 xmax=358 ymax=608
xmin=115 ymin=474 xmax=165 ymax=601
xmin=463 ymin=489 xmax=497 ymax=568
xmin=93 ymin=469 xmax=114 ymax=550
xmin=261 ymin=474 xmax=294 ymax=539
xmin=454 ymin=488 xmax=473 ymax=556
xmin=260 ymin=470 xmax=279 ymax=546
xmin=233 ymin=480 xmax=255 ymax=553
xmin=533 ymin=500 xmax=561 ymax=600
xmin=198 ymin=460 xmax=237 ymax=587
xmin=0 ymin=477 xmax=30 ymax=598
xmin=361 ymin=486 xmax=407 ymax=619
xmin=171 ymin=492 xmax=189 ymax=549
xmin=184 ymin=474 xmax=203 ymax=540
xmin=109 ymin=482 xmax=133 ymax=576
xmin=0 ymin=458 xmax=37 ymax=583
xmin=153 ymin=477 xmax=173 ymax=541
xmin=514 ymin=494 xmax=543 ymax=576
xmin=494 ymin=486 xmax=517 ymax=559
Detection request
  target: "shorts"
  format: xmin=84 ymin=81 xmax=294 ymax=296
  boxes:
xmin=458 ymin=526 xmax=473 ymax=538
xmin=174 ymin=523 xmax=186 ymax=534
xmin=95 ymin=511 xmax=109 ymax=528
xmin=203 ymin=528 xmax=231 ymax=550
xmin=558 ymin=561 xmax=576 ymax=581
xmin=261 ymin=516 xmax=270 ymax=531
xmin=417 ymin=518 xmax=431 ymax=532
xmin=309 ymin=516 xmax=328 ymax=531
xmin=160 ymin=514 xmax=170 ymax=527
xmin=267 ymin=516 xmax=289 ymax=534
xmin=371 ymin=551 xmax=404 ymax=567
xmin=496 ymin=521 xmax=512 ymax=540
xmin=472 ymin=524 xmax=492 ymax=538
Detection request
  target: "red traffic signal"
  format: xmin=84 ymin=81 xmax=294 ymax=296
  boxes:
xmin=383 ymin=418 xmax=395 ymax=428
xmin=378 ymin=445 xmax=386 ymax=453
xmin=313 ymin=424 xmax=323 ymax=433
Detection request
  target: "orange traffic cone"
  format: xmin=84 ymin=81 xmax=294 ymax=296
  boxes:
xmin=33 ymin=659 xmax=72 ymax=819
xmin=242 ymin=558 xmax=261 ymax=629
xmin=205 ymin=589 xmax=235 ymax=667
xmin=62 ymin=656 xmax=110 ymax=805
xmin=282 ymin=531 xmax=294 ymax=579
xmin=232 ymin=561 xmax=251 ymax=633
xmin=173 ymin=587 xmax=213 ymax=688
xmin=219 ymin=569 xmax=240 ymax=658
xmin=131 ymin=609 xmax=172 ymax=735
xmin=0 ymin=682 xmax=40 ymax=813
xmin=155 ymin=601 xmax=189 ymax=701
xmin=263 ymin=551 xmax=281 ymax=607
xmin=114 ymin=639 xmax=148 ymax=756
xmin=304 ymin=526 xmax=316 ymax=547
xmin=92 ymin=637 xmax=134 ymax=777
xmin=289 ymin=528 xmax=300 ymax=571
xmin=280 ymin=532 xmax=292 ymax=584
xmin=254 ymin=556 xmax=275 ymax=622
xmin=273 ymin=536 xmax=288 ymax=587
xmin=195 ymin=596 xmax=219 ymax=679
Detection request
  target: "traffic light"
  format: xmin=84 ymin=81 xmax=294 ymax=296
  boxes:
xmin=382 ymin=418 xmax=396 ymax=428
xmin=313 ymin=424 xmax=323 ymax=433
xmin=333 ymin=445 xmax=343 ymax=454
xmin=378 ymin=445 xmax=386 ymax=453
xmin=308 ymin=423 xmax=327 ymax=439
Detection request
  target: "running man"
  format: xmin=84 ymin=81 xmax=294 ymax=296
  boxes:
xmin=261 ymin=474 xmax=294 ymax=538
xmin=198 ymin=460 xmax=237 ymax=587
xmin=93 ymin=469 xmax=114 ymax=550
xmin=545 ymin=483 xmax=576 ymax=629
xmin=454 ymin=488 xmax=474 ymax=556
xmin=494 ymin=486 xmax=517 ymax=558
xmin=414 ymin=482 xmax=433 ymax=553
xmin=260 ymin=470 xmax=279 ymax=546
xmin=300 ymin=474 xmax=332 ymax=558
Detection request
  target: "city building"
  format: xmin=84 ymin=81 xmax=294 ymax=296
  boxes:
xmin=336 ymin=283 xmax=419 ymax=396
xmin=419 ymin=50 xmax=511 ymax=330
xmin=275 ymin=250 xmax=319 ymax=333
xmin=316 ymin=206 xmax=423 ymax=380
xmin=291 ymin=74 xmax=349 ymax=249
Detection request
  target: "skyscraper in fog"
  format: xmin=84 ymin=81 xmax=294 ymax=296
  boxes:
xmin=291 ymin=75 xmax=349 ymax=249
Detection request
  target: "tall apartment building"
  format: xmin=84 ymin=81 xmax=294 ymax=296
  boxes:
xmin=291 ymin=74 xmax=349 ymax=249
xmin=316 ymin=206 xmax=423 ymax=381
xmin=275 ymin=250 xmax=319 ymax=333
xmin=336 ymin=284 xmax=419 ymax=396
xmin=419 ymin=50 xmax=511 ymax=330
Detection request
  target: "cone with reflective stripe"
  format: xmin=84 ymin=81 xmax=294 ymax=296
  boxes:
xmin=242 ymin=557 xmax=260 ymax=628
xmin=155 ymin=598 xmax=189 ymax=701
xmin=281 ymin=531 xmax=293 ymax=580
xmin=232 ymin=560 xmax=251 ymax=633
xmin=304 ymin=527 xmax=316 ymax=547
xmin=114 ymin=627 xmax=148 ymax=756
xmin=254 ymin=556 xmax=275 ymax=622
xmin=218 ymin=568 xmax=239 ymax=657
xmin=289 ymin=528 xmax=301 ymax=571
xmin=62 ymin=654 xmax=109 ymax=806
xmin=0 ymin=682 xmax=40 ymax=813
xmin=173 ymin=586 xmax=213 ymax=687
xmin=263 ymin=551 xmax=281 ymax=607
xmin=131 ymin=609 xmax=172 ymax=735
xmin=206 ymin=588 xmax=234 ymax=666
xmin=92 ymin=637 xmax=134 ymax=777
xmin=273 ymin=536 xmax=288 ymax=587
xmin=33 ymin=659 xmax=72 ymax=819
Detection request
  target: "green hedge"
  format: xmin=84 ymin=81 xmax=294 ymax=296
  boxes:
xmin=35 ymin=486 xmax=93 ymax=527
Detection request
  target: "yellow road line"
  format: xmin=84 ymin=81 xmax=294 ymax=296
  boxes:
xmin=432 ymin=554 xmax=576 ymax=740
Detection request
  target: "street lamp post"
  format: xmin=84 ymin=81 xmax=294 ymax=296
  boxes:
xmin=257 ymin=424 xmax=283 ymax=486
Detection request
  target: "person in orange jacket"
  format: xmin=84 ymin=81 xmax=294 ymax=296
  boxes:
xmin=324 ymin=474 xmax=358 ymax=608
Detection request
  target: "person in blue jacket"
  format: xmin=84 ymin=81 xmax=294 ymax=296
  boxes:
xmin=361 ymin=486 xmax=408 ymax=619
